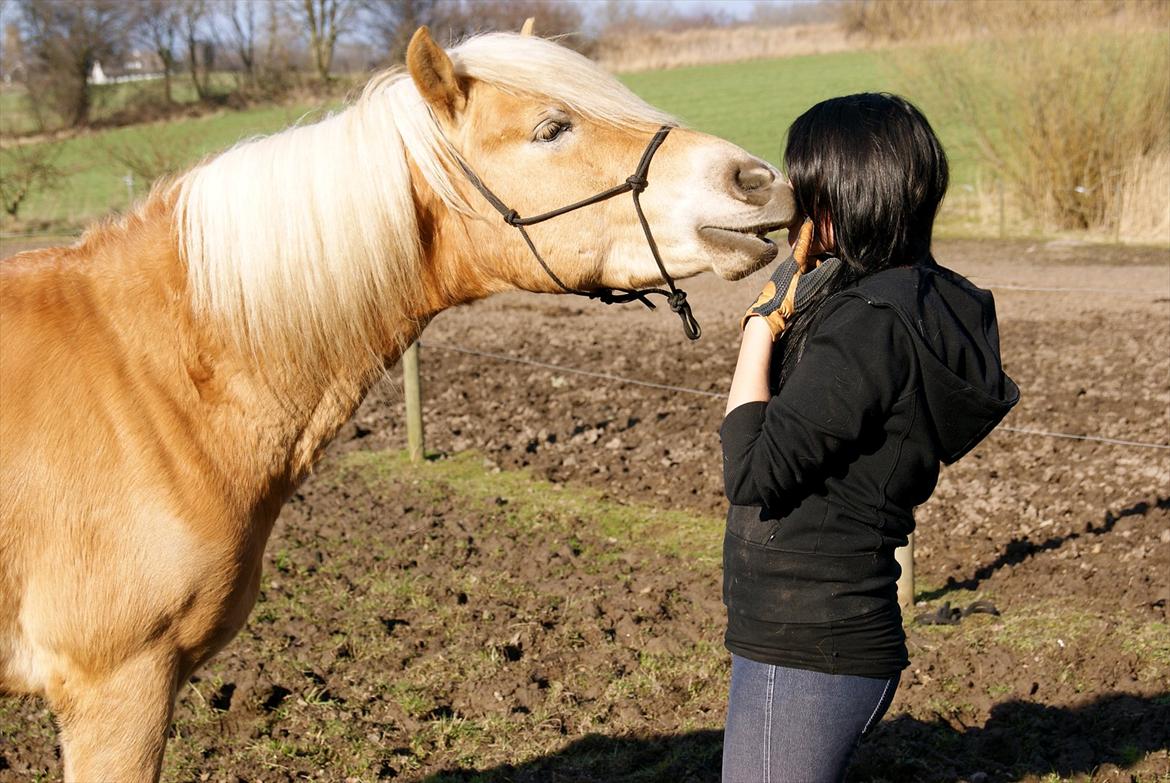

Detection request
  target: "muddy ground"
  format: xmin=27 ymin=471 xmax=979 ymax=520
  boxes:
xmin=2 ymin=238 xmax=1168 ymax=782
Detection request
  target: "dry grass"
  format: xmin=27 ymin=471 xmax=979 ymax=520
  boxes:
xmin=887 ymin=1 xmax=1170 ymax=243
xmin=843 ymin=0 xmax=1169 ymax=43
xmin=595 ymin=23 xmax=864 ymax=73
xmin=1119 ymin=152 xmax=1170 ymax=245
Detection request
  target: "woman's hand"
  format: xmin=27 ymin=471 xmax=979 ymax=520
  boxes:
xmin=727 ymin=219 xmax=844 ymax=416
xmin=741 ymin=219 xmax=843 ymax=339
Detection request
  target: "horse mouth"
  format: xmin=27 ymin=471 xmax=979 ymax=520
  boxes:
xmin=699 ymin=223 xmax=785 ymax=264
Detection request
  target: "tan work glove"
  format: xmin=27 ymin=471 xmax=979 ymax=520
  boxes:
xmin=741 ymin=219 xmax=844 ymax=339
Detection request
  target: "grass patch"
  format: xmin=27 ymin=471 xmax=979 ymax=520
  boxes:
xmin=0 ymin=102 xmax=332 ymax=228
xmin=6 ymin=444 xmax=1167 ymax=780
xmin=621 ymin=51 xmax=906 ymax=170
xmin=619 ymin=47 xmax=989 ymax=238
xmin=11 ymin=44 xmax=1155 ymax=243
xmin=338 ymin=449 xmax=724 ymax=565
xmin=992 ymin=604 xmax=1101 ymax=653
xmin=910 ymin=597 xmax=1170 ymax=678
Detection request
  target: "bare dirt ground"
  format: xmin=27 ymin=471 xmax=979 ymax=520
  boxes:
xmin=2 ymin=238 xmax=1168 ymax=782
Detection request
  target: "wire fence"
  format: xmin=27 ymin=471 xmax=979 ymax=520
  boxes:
xmin=416 ymin=316 xmax=1165 ymax=613
xmin=972 ymin=280 xmax=1170 ymax=297
xmin=3 ymin=231 xmax=1168 ymax=451
xmin=419 ymin=340 xmax=1170 ymax=452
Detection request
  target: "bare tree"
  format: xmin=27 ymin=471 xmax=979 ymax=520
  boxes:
xmin=361 ymin=0 xmax=444 ymax=65
xmin=178 ymin=0 xmax=211 ymax=100
xmin=223 ymin=0 xmax=259 ymax=87
xmin=256 ymin=0 xmax=300 ymax=91
xmin=440 ymin=0 xmax=591 ymax=54
xmin=134 ymin=0 xmax=182 ymax=104
xmin=295 ymin=0 xmax=357 ymax=80
xmin=17 ymin=0 xmax=132 ymax=127
xmin=361 ymin=0 xmax=591 ymax=65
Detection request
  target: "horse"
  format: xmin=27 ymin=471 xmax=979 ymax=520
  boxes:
xmin=0 ymin=27 xmax=793 ymax=781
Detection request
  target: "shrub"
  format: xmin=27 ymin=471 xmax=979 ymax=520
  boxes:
xmin=0 ymin=143 xmax=63 ymax=220
xmin=98 ymin=125 xmax=201 ymax=184
xmin=882 ymin=1 xmax=1169 ymax=242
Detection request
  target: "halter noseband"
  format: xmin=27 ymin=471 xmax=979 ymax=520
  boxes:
xmin=455 ymin=125 xmax=701 ymax=341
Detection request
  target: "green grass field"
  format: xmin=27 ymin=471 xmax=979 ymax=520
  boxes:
xmin=0 ymin=72 xmax=241 ymax=136
xmin=622 ymin=49 xmax=975 ymax=184
xmin=2 ymin=102 xmax=334 ymax=225
xmin=1 ymin=49 xmax=975 ymax=231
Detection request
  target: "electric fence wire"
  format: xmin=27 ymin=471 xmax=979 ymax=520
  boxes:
xmin=419 ymin=341 xmax=1170 ymax=452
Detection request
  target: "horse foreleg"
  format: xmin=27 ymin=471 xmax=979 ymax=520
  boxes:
xmin=51 ymin=650 xmax=180 ymax=783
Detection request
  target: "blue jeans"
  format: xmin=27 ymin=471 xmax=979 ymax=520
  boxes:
xmin=722 ymin=654 xmax=899 ymax=783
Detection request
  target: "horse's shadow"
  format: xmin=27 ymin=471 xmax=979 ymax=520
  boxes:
xmin=419 ymin=691 xmax=1170 ymax=782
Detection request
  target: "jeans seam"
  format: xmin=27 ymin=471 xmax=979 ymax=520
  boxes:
xmin=860 ymin=676 xmax=895 ymax=737
xmin=763 ymin=665 xmax=776 ymax=783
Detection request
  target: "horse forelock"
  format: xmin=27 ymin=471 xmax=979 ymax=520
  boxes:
xmin=446 ymin=33 xmax=677 ymax=131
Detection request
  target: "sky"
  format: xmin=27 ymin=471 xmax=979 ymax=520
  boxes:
xmin=623 ymin=0 xmax=779 ymax=19
xmin=578 ymin=0 xmax=824 ymax=27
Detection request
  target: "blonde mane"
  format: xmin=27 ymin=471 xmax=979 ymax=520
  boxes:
xmin=177 ymin=33 xmax=675 ymax=377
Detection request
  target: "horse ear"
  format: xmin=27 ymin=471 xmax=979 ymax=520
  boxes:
xmin=406 ymin=26 xmax=465 ymax=119
xmin=520 ymin=17 xmax=535 ymax=36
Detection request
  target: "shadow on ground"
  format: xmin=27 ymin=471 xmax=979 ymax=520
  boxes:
xmin=421 ymin=692 xmax=1170 ymax=783
xmin=918 ymin=496 xmax=1170 ymax=603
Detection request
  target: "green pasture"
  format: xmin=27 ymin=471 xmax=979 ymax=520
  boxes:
xmin=0 ymin=72 xmax=240 ymax=136
xmin=622 ymin=49 xmax=975 ymax=184
xmin=2 ymin=49 xmax=973 ymax=231
xmin=1 ymin=102 xmax=334 ymax=225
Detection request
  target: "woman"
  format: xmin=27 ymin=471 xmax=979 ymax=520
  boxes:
xmin=719 ymin=93 xmax=1019 ymax=781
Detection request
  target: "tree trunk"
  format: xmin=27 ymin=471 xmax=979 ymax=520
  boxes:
xmin=188 ymin=46 xmax=206 ymax=101
xmin=69 ymin=59 xmax=91 ymax=127
xmin=157 ymin=47 xmax=175 ymax=104
xmin=316 ymin=40 xmax=331 ymax=81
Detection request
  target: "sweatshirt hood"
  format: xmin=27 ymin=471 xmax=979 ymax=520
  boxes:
xmin=843 ymin=259 xmax=1020 ymax=463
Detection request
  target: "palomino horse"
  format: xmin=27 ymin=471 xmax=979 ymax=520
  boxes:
xmin=0 ymin=28 xmax=793 ymax=780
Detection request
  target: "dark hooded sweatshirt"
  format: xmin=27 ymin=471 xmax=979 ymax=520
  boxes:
xmin=720 ymin=259 xmax=1019 ymax=678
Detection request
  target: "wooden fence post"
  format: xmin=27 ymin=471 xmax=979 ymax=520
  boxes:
xmin=997 ymin=179 xmax=1006 ymax=239
xmin=403 ymin=341 xmax=424 ymax=462
xmin=896 ymin=533 xmax=915 ymax=609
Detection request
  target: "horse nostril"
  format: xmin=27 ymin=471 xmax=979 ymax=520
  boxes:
xmin=736 ymin=164 xmax=775 ymax=192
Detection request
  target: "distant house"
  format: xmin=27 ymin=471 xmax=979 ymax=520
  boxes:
xmin=88 ymin=50 xmax=165 ymax=85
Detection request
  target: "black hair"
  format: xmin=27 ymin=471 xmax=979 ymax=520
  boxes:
xmin=785 ymin=92 xmax=949 ymax=274
xmin=773 ymin=92 xmax=949 ymax=388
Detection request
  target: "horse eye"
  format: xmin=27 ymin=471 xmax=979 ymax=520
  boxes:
xmin=535 ymin=120 xmax=570 ymax=143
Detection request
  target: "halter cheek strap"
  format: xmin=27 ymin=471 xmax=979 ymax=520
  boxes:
xmin=455 ymin=126 xmax=701 ymax=341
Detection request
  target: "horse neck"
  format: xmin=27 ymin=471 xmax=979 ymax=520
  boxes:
xmin=75 ymin=196 xmax=415 ymax=500
xmin=410 ymin=178 xmax=566 ymax=315
xmin=200 ymin=307 xmax=417 ymax=491
xmin=155 ymin=154 xmax=535 ymax=498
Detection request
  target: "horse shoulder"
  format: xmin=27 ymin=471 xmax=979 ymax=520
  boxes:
xmin=0 ymin=223 xmax=265 ymax=689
